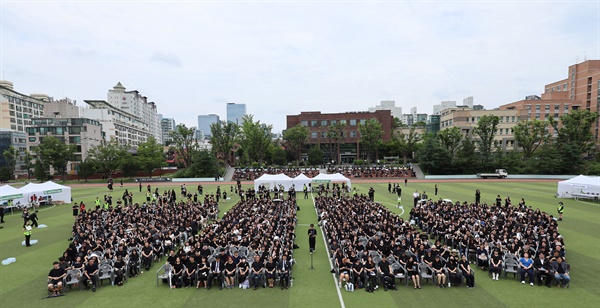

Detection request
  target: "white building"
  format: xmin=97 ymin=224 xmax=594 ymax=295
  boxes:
xmin=106 ymin=82 xmax=162 ymax=144
xmin=368 ymin=100 xmax=402 ymax=118
xmin=81 ymin=100 xmax=151 ymax=146
xmin=433 ymin=101 xmax=457 ymax=115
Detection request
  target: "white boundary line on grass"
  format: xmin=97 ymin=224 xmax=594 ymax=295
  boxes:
xmin=310 ymin=192 xmax=346 ymax=308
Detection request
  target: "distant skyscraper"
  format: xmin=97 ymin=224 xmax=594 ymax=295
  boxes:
xmin=197 ymin=114 xmax=220 ymax=139
xmin=227 ymin=103 xmax=246 ymax=125
xmin=160 ymin=117 xmax=176 ymax=145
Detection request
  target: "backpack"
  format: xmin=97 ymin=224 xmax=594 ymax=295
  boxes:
xmin=345 ymin=282 xmax=354 ymax=292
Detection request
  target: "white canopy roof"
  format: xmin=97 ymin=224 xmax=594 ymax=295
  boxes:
xmin=292 ymin=173 xmax=312 ymax=190
xmin=254 ymin=174 xmax=294 ymax=191
xmin=557 ymin=175 xmax=600 ymax=198
xmin=311 ymin=173 xmax=351 ymax=188
xmin=13 ymin=181 xmax=72 ymax=204
xmin=0 ymin=185 xmax=22 ymax=201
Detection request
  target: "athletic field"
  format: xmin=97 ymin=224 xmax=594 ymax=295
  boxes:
xmin=0 ymin=180 xmax=598 ymax=308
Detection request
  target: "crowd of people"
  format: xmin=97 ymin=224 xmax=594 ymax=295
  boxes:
xmin=232 ymin=168 xmax=320 ymax=181
xmin=46 ymin=184 xmax=298 ymax=295
xmin=314 ymin=191 xmax=570 ymax=292
xmin=327 ymin=166 xmax=416 ymax=178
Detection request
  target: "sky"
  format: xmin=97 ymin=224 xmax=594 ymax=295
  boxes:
xmin=1 ymin=0 xmax=598 ymax=133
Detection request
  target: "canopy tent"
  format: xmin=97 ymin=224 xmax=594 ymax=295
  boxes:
xmin=0 ymin=185 xmax=22 ymax=201
xmin=292 ymin=173 xmax=312 ymax=191
xmin=254 ymin=174 xmax=294 ymax=191
xmin=557 ymin=175 xmax=600 ymax=198
xmin=311 ymin=173 xmax=351 ymax=189
xmin=12 ymin=181 xmax=72 ymax=205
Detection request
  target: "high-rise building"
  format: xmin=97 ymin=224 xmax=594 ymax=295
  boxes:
xmin=226 ymin=103 xmax=246 ymax=125
xmin=0 ymin=81 xmax=46 ymax=133
xmin=106 ymin=82 xmax=162 ymax=144
xmin=197 ymin=114 xmax=220 ymax=139
xmin=368 ymin=100 xmax=402 ymax=118
xmin=433 ymin=101 xmax=457 ymax=115
xmin=160 ymin=117 xmax=176 ymax=145
xmin=0 ymin=129 xmax=27 ymax=176
xmin=81 ymin=100 xmax=151 ymax=146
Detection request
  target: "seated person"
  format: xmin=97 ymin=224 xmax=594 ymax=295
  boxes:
xmin=519 ymin=252 xmax=534 ymax=286
xmin=352 ymin=258 xmax=364 ymax=288
xmin=551 ymin=257 xmax=570 ymax=288
xmin=446 ymin=255 xmax=462 ymax=285
xmin=237 ymin=257 xmax=250 ymax=287
xmin=265 ymin=257 xmax=277 ymax=288
xmin=378 ymin=256 xmax=396 ymax=291
xmin=338 ymin=257 xmax=351 ymax=289
xmin=278 ymin=255 xmax=291 ymax=289
xmin=224 ymin=256 xmax=237 ymax=289
xmin=207 ymin=255 xmax=225 ymax=290
xmin=171 ymin=257 xmax=184 ymax=289
xmin=476 ymin=246 xmax=489 ymax=270
xmin=533 ymin=252 xmax=552 ymax=287
xmin=250 ymin=255 xmax=264 ymax=290
xmin=432 ymin=255 xmax=446 ymax=288
xmin=81 ymin=258 xmax=99 ymax=292
xmin=113 ymin=255 xmax=127 ymax=286
xmin=197 ymin=256 xmax=210 ymax=289
xmin=489 ymin=250 xmax=502 ymax=281
xmin=185 ymin=256 xmax=197 ymax=288
xmin=459 ymin=254 xmax=475 ymax=288
xmin=47 ymin=261 xmax=66 ymax=296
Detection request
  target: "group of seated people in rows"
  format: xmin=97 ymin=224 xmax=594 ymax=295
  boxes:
xmin=232 ymin=168 xmax=320 ymax=181
xmin=410 ymin=197 xmax=570 ymax=288
xmin=327 ymin=166 xmax=415 ymax=178
xmin=47 ymin=188 xmax=298 ymax=295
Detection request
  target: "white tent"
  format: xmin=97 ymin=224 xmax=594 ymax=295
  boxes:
xmin=254 ymin=174 xmax=294 ymax=191
xmin=0 ymin=185 xmax=23 ymax=201
xmin=13 ymin=181 xmax=72 ymax=205
xmin=557 ymin=175 xmax=600 ymax=198
xmin=292 ymin=173 xmax=312 ymax=191
xmin=311 ymin=173 xmax=351 ymax=188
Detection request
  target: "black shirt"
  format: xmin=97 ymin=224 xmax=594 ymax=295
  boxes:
xmin=48 ymin=267 xmax=66 ymax=280
xmin=251 ymin=261 xmax=263 ymax=273
xmin=84 ymin=262 xmax=98 ymax=275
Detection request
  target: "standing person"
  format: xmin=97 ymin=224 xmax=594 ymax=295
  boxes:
xmin=434 ymin=184 xmax=438 ymax=196
xmin=557 ymin=202 xmax=564 ymax=221
xmin=388 ymin=182 xmax=392 ymax=193
xmin=303 ymin=184 xmax=308 ymax=199
xmin=72 ymin=202 xmax=79 ymax=220
xmin=475 ymin=189 xmax=481 ymax=205
xmin=404 ymin=178 xmax=408 ymax=186
xmin=23 ymin=220 xmax=32 ymax=247
xmin=412 ymin=190 xmax=420 ymax=207
xmin=397 ymin=184 xmax=402 ymax=197
xmin=495 ymin=195 xmax=502 ymax=208
xmin=0 ymin=204 xmax=5 ymax=223
xmin=139 ymin=182 xmax=142 ymax=192
xmin=120 ymin=179 xmax=123 ymax=187
xmin=308 ymin=224 xmax=317 ymax=253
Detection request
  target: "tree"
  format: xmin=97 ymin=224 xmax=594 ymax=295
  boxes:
xmin=22 ymin=151 xmax=34 ymax=180
xmin=185 ymin=149 xmax=221 ymax=178
xmin=307 ymin=146 xmax=324 ymax=166
xmin=549 ymin=110 xmax=600 ymax=173
xmin=436 ymin=127 xmax=463 ymax=157
xmin=454 ymin=136 xmax=479 ymax=174
xmin=2 ymin=145 xmax=19 ymax=178
xmin=283 ymin=124 xmax=310 ymax=163
xmin=36 ymin=136 xmax=76 ymax=181
xmin=87 ymin=139 xmax=128 ymax=178
xmin=170 ymin=124 xmax=198 ymax=167
xmin=473 ymin=115 xmax=500 ymax=166
xmin=77 ymin=160 xmax=96 ymax=182
xmin=210 ymin=121 xmax=239 ymax=166
xmin=121 ymin=154 xmax=140 ymax=179
xmin=137 ymin=136 xmax=165 ymax=177
xmin=513 ymin=119 xmax=550 ymax=158
xmin=417 ymin=133 xmax=452 ymax=175
xmin=327 ymin=122 xmax=346 ymax=164
xmin=359 ymin=119 xmax=383 ymax=163
xmin=34 ymin=157 xmax=49 ymax=181
xmin=269 ymin=146 xmax=287 ymax=166
xmin=239 ymin=115 xmax=273 ymax=165
xmin=0 ymin=167 xmax=11 ymax=182
xmin=392 ymin=127 xmax=422 ymax=164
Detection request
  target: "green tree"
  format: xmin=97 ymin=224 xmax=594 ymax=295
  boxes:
xmin=549 ymin=110 xmax=600 ymax=173
xmin=239 ymin=115 xmax=273 ymax=165
xmin=473 ymin=115 xmax=500 ymax=166
xmin=0 ymin=167 xmax=11 ymax=182
xmin=436 ymin=127 xmax=463 ymax=157
xmin=417 ymin=133 xmax=452 ymax=174
xmin=137 ymin=136 xmax=165 ymax=177
xmin=454 ymin=136 xmax=479 ymax=174
xmin=87 ymin=139 xmax=128 ymax=178
xmin=513 ymin=119 xmax=550 ymax=158
xmin=186 ymin=149 xmax=220 ymax=177
xmin=307 ymin=146 xmax=324 ymax=166
xmin=327 ymin=122 xmax=346 ymax=164
xmin=358 ymin=119 xmax=383 ymax=163
xmin=392 ymin=117 xmax=403 ymax=129
xmin=34 ymin=156 xmax=49 ymax=181
xmin=36 ymin=136 xmax=76 ymax=181
xmin=22 ymin=151 xmax=34 ymax=180
xmin=121 ymin=154 xmax=140 ymax=179
xmin=2 ymin=145 xmax=19 ymax=178
xmin=169 ymin=124 xmax=198 ymax=167
xmin=210 ymin=121 xmax=239 ymax=166
xmin=392 ymin=127 xmax=422 ymax=165
xmin=269 ymin=146 xmax=287 ymax=166
xmin=77 ymin=160 xmax=96 ymax=182
xmin=283 ymin=124 xmax=310 ymax=163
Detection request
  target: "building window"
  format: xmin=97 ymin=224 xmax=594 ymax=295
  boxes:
xmin=321 ymin=120 xmax=327 ymax=126
xmin=360 ymin=119 xmax=366 ymax=125
xmin=340 ymin=120 xmax=346 ymax=125
xmin=499 ymin=116 xmax=503 ymax=122
xmin=564 ymin=105 xmax=569 ymax=111
xmin=321 ymin=132 xmax=326 ymax=138
xmin=535 ymin=105 xmax=540 ymax=111
xmin=301 ymin=120 xmax=308 ymax=126
xmin=350 ymin=131 xmax=357 ymax=137
xmin=554 ymin=104 xmax=560 ymax=111
xmin=545 ymin=105 xmax=550 ymax=112
xmin=28 ymin=137 xmax=36 ymax=142
xmin=311 ymin=132 xmax=317 ymax=139
xmin=330 ymin=120 xmax=337 ymax=126
xmin=310 ymin=120 xmax=317 ymax=127
xmin=349 ymin=119 xmax=357 ymax=126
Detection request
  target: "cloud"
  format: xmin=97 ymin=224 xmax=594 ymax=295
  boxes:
xmin=150 ymin=52 xmax=182 ymax=67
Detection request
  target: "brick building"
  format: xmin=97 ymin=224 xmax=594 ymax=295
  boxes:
xmin=286 ymin=110 xmax=393 ymax=164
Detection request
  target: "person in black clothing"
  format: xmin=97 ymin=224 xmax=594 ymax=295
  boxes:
xmin=0 ymin=205 xmax=5 ymax=223
xmin=28 ymin=211 xmax=39 ymax=228
xmin=432 ymin=255 xmax=446 ymax=288
xmin=250 ymin=255 xmax=264 ymax=290
xmin=238 ymin=257 xmax=250 ymax=287
xmin=82 ymin=258 xmax=99 ymax=292
xmin=129 ymin=249 xmax=140 ymax=277
xmin=71 ymin=203 xmax=78 ymax=220
xmin=406 ymin=256 xmax=420 ymax=289
xmin=265 ymin=256 xmax=277 ymax=288
xmin=185 ymin=256 xmax=197 ymax=288
xmin=308 ymin=224 xmax=317 ymax=253
xmin=475 ymin=189 xmax=481 ymax=205
xmin=224 ymin=257 xmax=237 ymax=289
xmin=114 ymin=255 xmax=126 ymax=286
xmin=207 ymin=255 xmax=224 ymax=290
xmin=534 ymin=252 xmax=552 ymax=287
xmin=197 ymin=256 xmax=210 ymax=289
xmin=495 ymin=195 xmax=502 ymax=208
xmin=352 ymin=258 xmax=364 ymax=288
xmin=141 ymin=242 xmax=153 ymax=271
xmin=139 ymin=182 xmax=142 ymax=192
xmin=171 ymin=257 xmax=184 ymax=288
xmin=278 ymin=254 xmax=291 ymax=289
xmin=459 ymin=254 xmax=475 ymax=288
xmin=47 ymin=261 xmax=67 ymax=296
xmin=378 ymin=256 xmax=396 ymax=290
xmin=489 ymin=250 xmax=502 ymax=281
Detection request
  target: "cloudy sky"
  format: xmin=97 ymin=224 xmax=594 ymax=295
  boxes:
xmin=1 ymin=0 xmax=597 ymax=133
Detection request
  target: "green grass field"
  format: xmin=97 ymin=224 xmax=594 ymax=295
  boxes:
xmin=0 ymin=180 xmax=598 ymax=308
